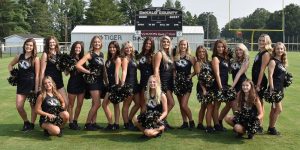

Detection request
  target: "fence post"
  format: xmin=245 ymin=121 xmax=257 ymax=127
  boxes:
xmin=0 ymin=44 xmax=3 ymax=58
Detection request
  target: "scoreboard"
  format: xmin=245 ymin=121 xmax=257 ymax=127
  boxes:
xmin=135 ymin=7 xmax=182 ymax=31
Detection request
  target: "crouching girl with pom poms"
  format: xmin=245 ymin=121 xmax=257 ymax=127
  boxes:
xmin=35 ymin=76 xmax=69 ymax=137
xmin=266 ymin=42 xmax=289 ymax=135
xmin=225 ymin=79 xmax=263 ymax=139
xmin=133 ymin=75 xmax=167 ymax=138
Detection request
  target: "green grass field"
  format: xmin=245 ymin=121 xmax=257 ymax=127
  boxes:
xmin=0 ymin=52 xmax=299 ymax=150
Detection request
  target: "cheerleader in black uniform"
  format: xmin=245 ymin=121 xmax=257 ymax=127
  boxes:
xmin=231 ymin=43 xmax=249 ymax=92
xmin=8 ymin=38 xmax=40 ymax=131
xmin=174 ymin=40 xmax=195 ymax=129
xmin=138 ymin=37 xmax=155 ymax=113
xmin=120 ymin=41 xmax=140 ymax=129
xmin=267 ymin=42 xmax=288 ymax=135
xmin=211 ymin=39 xmax=230 ymax=131
xmin=40 ymin=36 xmax=68 ymax=107
xmin=35 ymin=76 xmax=69 ymax=136
xmin=153 ymin=36 xmax=175 ymax=129
xmin=225 ymin=79 xmax=263 ymax=139
xmin=252 ymin=34 xmax=272 ymax=132
xmin=194 ymin=45 xmax=214 ymax=132
xmin=133 ymin=75 xmax=168 ymax=138
xmin=76 ymin=36 xmax=105 ymax=130
xmin=102 ymin=41 xmax=121 ymax=130
xmin=67 ymin=41 xmax=85 ymax=130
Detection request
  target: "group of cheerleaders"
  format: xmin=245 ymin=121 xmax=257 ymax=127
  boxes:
xmin=8 ymin=33 xmax=290 ymax=139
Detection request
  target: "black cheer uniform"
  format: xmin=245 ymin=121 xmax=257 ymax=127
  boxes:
xmin=138 ymin=55 xmax=153 ymax=90
xmin=146 ymin=96 xmax=163 ymax=114
xmin=158 ymin=51 xmax=174 ymax=92
xmin=174 ymin=56 xmax=193 ymax=95
xmin=87 ymin=51 xmax=105 ymax=91
xmin=271 ymin=58 xmax=286 ymax=92
xmin=17 ymin=54 xmax=35 ymax=94
xmin=252 ymin=50 xmax=268 ymax=99
xmin=39 ymin=94 xmax=61 ymax=126
xmin=212 ymin=56 xmax=229 ymax=90
xmin=67 ymin=57 xmax=85 ymax=94
xmin=105 ymin=59 xmax=117 ymax=92
xmin=231 ymin=60 xmax=247 ymax=92
xmin=45 ymin=53 xmax=64 ymax=89
xmin=125 ymin=58 xmax=139 ymax=94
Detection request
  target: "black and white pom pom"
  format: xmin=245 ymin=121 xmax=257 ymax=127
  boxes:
xmin=263 ymin=90 xmax=284 ymax=103
xmin=233 ymin=108 xmax=260 ymax=134
xmin=27 ymin=91 xmax=39 ymax=105
xmin=7 ymin=68 xmax=19 ymax=86
xmin=284 ymin=72 xmax=293 ymax=88
xmin=109 ymin=85 xmax=125 ymax=104
xmin=137 ymin=110 xmax=162 ymax=129
xmin=174 ymin=73 xmax=193 ymax=96
xmin=88 ymin=64 xmax=102 ymax=76
xmin=45 ymin=106 xmax=64 ymax=126
xmin=197 ymin=90 xmax=215 ymax=104
xmin=216 ymin=88 xmax=236 ymax=102
xmin=198 ymin=65 xmax=215 ymax=88
xmin=83 ymin=73 xmax=97 ymax=84
xmin=227 ymin=48 xmax=234 ymax=59
xmin=56 ymin=53 xmax=77 ymax=72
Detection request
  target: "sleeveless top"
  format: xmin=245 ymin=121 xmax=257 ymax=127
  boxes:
xmin=146 ymin=95 xmax=163 ymax=113
xmin=41 ymin=94 xmax=61 ymax=114
xmin=105 ymin=59 xmax=116 ymax=86
xmin=45 ymin=53 xmax=63 ymax=86
xmin=271 ymin=58 xmax=286 ymax=91
xmin=159 ymin=51 xmax=173 ymax=82
xmin=213 ymin=56 xmax=229 ymax=87
xmin=125 ymin=58 xmax=138 ymax=85
xmin=174 ymin=56 xmax=192 ymax=76
xmin=18 ymin=54 xmax=35 ymax=80
xmin=252 ymin=50 xmax=268 ymax=86
xmin=138 ymin=55 xmax=153 ymax=87
xmin=231 ymin=60 xmax=247 ymax=91
xmin=88 ymin=51 xmax=104 ymax=80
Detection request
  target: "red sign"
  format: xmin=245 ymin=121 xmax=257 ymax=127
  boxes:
xmin=141 ymin=30 xmax=176 ymax=37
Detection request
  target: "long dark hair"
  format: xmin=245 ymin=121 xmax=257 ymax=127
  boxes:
xmin=195 ymin=45 xmax=208 ymax=63
xmin=237 ymin=79 xmax=258 ymax=110
xmin=140 ymin=37 xmax=155 ymax=62
xmin=107 ymin=41 xmax=120 ymax=60
xmin=70 ymin=41 xmax=84 ymax=59
xmin=44 ymin=36 xmax=60 ymax=59
xmin=212 ymin=39 xmax=228 ymax=60
xmin=23 ymin=38 xmax=37 ymax=64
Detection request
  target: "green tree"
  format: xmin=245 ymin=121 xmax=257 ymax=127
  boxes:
xmin=241 ymin=8 xmax=271 ymax=41
xmin=220 ymin=18 xmax=244 ymax=39
xmin=196 ymin=12 xmax=219 ymax=39
xmin=119 ymin=0 xmax=152 ymax=25
xmin=85 ymin=0 xmax=124 ymax=25
xmin=28 ymin=0 xmax=55 ymax=37
xmin=0 ymin=0 xmax=29 ymax=40
xmin=162 ymin=0 xmax=174 ymax=8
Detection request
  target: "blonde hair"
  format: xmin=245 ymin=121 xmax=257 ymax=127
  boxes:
xmin=159 ymin=36 xmax=173 ymax=66
xmin=174 ymin=39 xmax=192 ymax=61
xmin=272 ymin=42 xmax=288 ymax=67
xmin=233 ymin=43 xmax=249 ymax=63
xmin=121 ymin=41 xmax=135 ymax=59
xmin=89 ymin=35 xmax=103 ymax=51
xmin=145 ymin=75 xmax=162 ymax=105
xmin=40 ymin=76 xmax=60 ymax=100
xmin=258 ymin=34 xmax=273 ymax=53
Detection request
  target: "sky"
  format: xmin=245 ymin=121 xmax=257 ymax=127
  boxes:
xmin=151 ymin=0 xmax=300 ymax=30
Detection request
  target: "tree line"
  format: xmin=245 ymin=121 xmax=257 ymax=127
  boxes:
xmin=0 ymin=0 xmax=299 ymax=43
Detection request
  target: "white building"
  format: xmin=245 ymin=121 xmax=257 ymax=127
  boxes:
xmin=4 ymin=34 xmax=44 ymax=53
xmin=71 ymin=25 xmax=204 ymax=52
